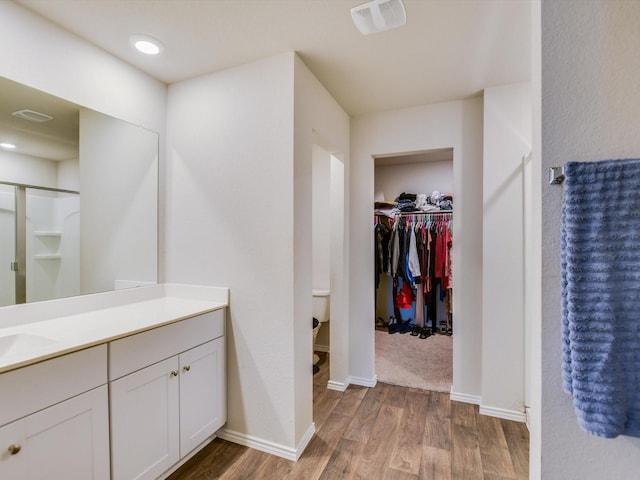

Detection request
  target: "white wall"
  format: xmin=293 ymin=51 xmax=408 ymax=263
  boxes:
xmin=79 ymin=109 xmax=158 ymax=294
xmin=166 ymin=52 xmax=349 ymax=455
xmin=57 ymin=158 xmax=80 ymax=191
xmin=541 ymin=1 xmax=640 ymax=478
xmin=374 ymin=159 xmax=453 ymax=202
xmin=293 ymin=54 xmax=349 ymax=435
xmin=166 ymin=53 xmax=297 ymax=451
xmin=312 ymin=144 xmax=331 ymax=291
xmin=481 ymin=82 xmax=531 ymax=420
xmin=0 ymin=150 xmax=58 ymax=188
xmin=350 ymin=98 xmax=484 ymax=398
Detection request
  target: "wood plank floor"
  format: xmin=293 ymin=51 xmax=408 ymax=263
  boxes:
xmin=168 ymin=352 xmax=529 ymax=480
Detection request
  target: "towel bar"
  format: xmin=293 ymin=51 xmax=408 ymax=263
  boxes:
xmin=549 ymin=166 xmax=565 ymax=184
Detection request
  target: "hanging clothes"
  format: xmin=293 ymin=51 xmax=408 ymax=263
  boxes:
xmin=374 ymin=215 xmax=392 ymax=289
xmin=382 ymin=211 xmax=454 ymax=336
xmin=408 ymin=224 xmax=421 ymax=278
xmin=374 ymin=215 xmax=394 ymax=324
xmin=395 ymin=280 xmax=415 ymax=309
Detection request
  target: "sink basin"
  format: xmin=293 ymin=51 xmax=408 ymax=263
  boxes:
xmin=0 ymin=333 xmax=57 ymax=356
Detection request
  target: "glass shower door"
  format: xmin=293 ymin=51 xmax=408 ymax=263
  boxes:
xmin=0 ymin=183 xmax=80 ymax=306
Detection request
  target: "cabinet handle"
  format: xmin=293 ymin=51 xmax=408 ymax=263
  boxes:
xmin=8 ymin=444 xmax=21 ymax=455
xmin=183 ymin=365 xmax=191 ymax=372
xmin=170 ymin=370 xmax=179 ymax=377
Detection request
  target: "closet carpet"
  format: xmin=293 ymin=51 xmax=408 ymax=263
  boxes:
xmin=375 ymin=329 xmax=453 ymax=393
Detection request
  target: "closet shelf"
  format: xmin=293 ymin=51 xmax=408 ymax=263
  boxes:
xmin=34 ymin=254 xmax=61 ymax=260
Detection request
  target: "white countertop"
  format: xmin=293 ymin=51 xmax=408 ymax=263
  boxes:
xmin=0 ymin=283 xmax=229 ymax=373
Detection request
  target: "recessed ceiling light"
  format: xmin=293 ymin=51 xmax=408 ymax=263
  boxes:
xmin=0 ymin=142 xmax=16 ymax=149
xmin=130 ymin=35 xmax=163 ymax=55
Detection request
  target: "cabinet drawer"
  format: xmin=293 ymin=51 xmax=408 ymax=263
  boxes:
xmin=0 ymin=345 xmax=107 ymax=427
xmin=109 ymin=310 xmax=224 ymax=380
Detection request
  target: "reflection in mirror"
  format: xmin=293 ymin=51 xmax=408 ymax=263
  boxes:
xmin=0 ymin=77 xmax=158 ymax=306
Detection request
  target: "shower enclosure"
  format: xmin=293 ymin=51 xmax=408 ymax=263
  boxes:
xmin=0 ymin=181 xmax=80 ymax=306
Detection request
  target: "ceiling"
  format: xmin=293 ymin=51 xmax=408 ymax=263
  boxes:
xmin=0 ymin=77 xmax=79 ymax=161
xmin=15 ymin=0 xmax=531 ymax=117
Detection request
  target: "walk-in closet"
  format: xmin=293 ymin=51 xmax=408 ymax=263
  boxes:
xmin=374 ymin=148 xmax=454 ymax=393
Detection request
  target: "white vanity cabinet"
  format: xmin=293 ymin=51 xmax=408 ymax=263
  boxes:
xmin=0 ymin=284 xmax=228 ymax=480
xmin=109 ymin=310 xmax=226 ymax=480
xmin=0 ymin=345 xmax=109 ymax=480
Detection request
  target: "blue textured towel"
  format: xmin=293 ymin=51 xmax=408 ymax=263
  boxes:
xmin=561 ymin=158 xmax=640 ymax=438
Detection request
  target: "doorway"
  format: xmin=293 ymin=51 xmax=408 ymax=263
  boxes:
xmin=373 ymin=148 xmax=454 ymax=393
xmin=311 ymin=141 xmax=347 ymax=390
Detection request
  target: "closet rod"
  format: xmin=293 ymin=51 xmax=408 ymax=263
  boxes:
xmin=395 ymin=210 xmax=452 ymax=216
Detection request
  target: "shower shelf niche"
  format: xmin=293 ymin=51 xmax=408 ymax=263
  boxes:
xmin=33 ymin=231 xmax=62 ymax=260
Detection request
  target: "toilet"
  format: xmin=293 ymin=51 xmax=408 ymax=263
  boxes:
xmin=312 ymin=289 xmax=330 ymax=366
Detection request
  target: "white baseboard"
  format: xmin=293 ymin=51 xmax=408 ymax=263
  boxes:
xmin=349 ymin=374 xmax=377 ymax=388
xmin=313 ymin=344 xmax=329 ymax=353
xmin=450 ymin=389 xmax=481 ymax=405
xmin=327 ymin=379 xmax=349 ymax=392
xmin=449 ymin=389 xmax=527 ymax=423
xmin=327 ymin=375 xmax=377 ymax=391
xmin=217 ymin=422 xmax=316 ymax=461
xmin=479 ymin=405 xmax=527 ymax=423
xmin=295 ymin=423 xmax=316 ymax=459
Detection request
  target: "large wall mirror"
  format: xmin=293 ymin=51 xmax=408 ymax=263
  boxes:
xmin=0 ymin=77 xmax=158 ymax=306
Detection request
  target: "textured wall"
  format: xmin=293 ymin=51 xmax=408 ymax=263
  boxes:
xmin=482 ymin=83 xmax=531 ymax=418
xmin=541 ymin=1 xmax=640 ymax=478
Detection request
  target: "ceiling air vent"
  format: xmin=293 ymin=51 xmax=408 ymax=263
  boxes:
xmin=12 ymin=109 xmax=54 ymax=122
xmin=351 ymin=0 xmax=406 ymax=35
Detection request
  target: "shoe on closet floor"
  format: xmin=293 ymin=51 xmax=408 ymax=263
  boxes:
xmin=399 ymin=320 xmax=412 ymax=334
xmin=419 ymin=327 xmax=431 ymax=339
xmin=388 ymin=316 xmax=398 ymax=334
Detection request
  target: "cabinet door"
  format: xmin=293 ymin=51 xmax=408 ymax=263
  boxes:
xmin=0 ymin=418 xmax=26 ymax=480
xmin=179 ymin=337 xmax=226 ymax=456
xmin=0 ymin=385 xmax=110 ymax=480
xmin=110 ymin=357 xmax=180 ymax=480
